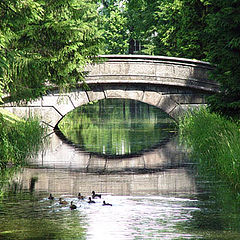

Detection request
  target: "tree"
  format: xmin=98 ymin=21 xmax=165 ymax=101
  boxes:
xmin=131 ymin=0 xmax=208 ymax=59
xmin=124 ymin=0 xmax=240 ymax=117
xmin=205 ymin=0 xmax=240 ymax=117
xmin=0 ymin=0 xmax=102 ymax=102
xmin=99 ymin=0 xmax=150 ymax=54
xmin=116 ymin=0 xmax=208 ymax=58
xmin=0 ymin=0 xmax=43 ymax=102
xmin=99 ymin=0 xmax=129 ymax=54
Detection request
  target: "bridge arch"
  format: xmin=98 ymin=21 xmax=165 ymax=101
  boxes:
xmin=1 ymin=55 xmax=218 ymax=129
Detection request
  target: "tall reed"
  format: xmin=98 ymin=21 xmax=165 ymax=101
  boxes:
xmin=179 ymin=107 xmax=240 ymax=192
xmin=0 ymin=113 xmax=46 ymax=168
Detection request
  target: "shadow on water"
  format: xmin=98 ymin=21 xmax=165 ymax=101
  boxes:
xmin=1 ymin=99 xmax=240 ymax=239
xmin=54 ymin=124 xmax=177 ymax=161
xmin=53 ymin=126 xmax=189 ymax=175
xmin=30 ymin=130 xmax=189 ymax=175
xmin=1 ymin=133 xmax=240 ymax=239
xmin=0 ymin=136 xmax=199 ymax=240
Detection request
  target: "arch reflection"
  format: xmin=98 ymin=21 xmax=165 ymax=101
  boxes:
xmin=56 ymin=98 xmax=176 ymax=158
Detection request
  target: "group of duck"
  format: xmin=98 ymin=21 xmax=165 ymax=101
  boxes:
xmin=48 ymin=191 xmax=112 ymax=210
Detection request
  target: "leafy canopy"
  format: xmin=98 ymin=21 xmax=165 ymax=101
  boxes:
xmin=1 ymin=0 xmax=239 ymax=116
xmin=0 ymin=0 xmax=102 ymax=102
xmin=101 ymin=0 xmax=240 ymax=117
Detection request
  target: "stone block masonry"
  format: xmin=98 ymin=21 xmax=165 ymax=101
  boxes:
xmin=0 ymin=55 xmax=219 ymax=129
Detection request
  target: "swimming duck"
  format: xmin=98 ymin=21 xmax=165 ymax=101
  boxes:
xmin=59 ymin=198 xmax=68 ymax=205
xmin=48 ymin=194 xmax=54 ymax=200
xmin=70 ymin=201 xmax=77 ymax=210
xmin=78 ymin=193 xmax=85 ymax=200
xmin=88 ymin=197 xmax=95 ymax=204
xmin=92 ymin=191 xmax=101 ymax=199
xmin=102 ymin=200 xmax=112 ymax=206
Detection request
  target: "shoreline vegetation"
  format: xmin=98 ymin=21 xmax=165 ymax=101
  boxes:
xmin=179 ymin=107 xmax=240 ymax=195
xmin=0 ymin=109 xmax=46 ymax=202
xmin=0 ymin=109 xmax=46 ymax=168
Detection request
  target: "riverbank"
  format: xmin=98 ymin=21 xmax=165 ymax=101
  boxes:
xmin=179 ymin=108 xmax=240 ymax=193
xmin=0 ymin=109 xmax=46 ymax=168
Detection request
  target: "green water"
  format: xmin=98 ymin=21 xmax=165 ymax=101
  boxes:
xmin=57 ymin=99 xmax=176 ymax=156
xmin=0 ymin=99 xmax=240 ymax=239
xmin=1 ymin=169 xmax=240 ymax=240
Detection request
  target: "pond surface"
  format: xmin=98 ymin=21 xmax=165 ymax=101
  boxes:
xmin=57 ymin=99 xmax=176 ymax=157
xmin=1 ymin=99 xmax=240 ymax=240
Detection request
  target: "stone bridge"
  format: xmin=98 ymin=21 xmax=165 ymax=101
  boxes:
xmin=1 ymin=55 xmax=218 ymax=129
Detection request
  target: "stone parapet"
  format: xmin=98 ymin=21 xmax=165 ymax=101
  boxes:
xmin=85 ymin=55 xmax=218 ymax=92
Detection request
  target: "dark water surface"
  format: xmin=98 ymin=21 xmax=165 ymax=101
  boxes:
xmin=57 ymin=99 xmax=176 ymax=157
xmin=0 ymin=99 xmax=240 ymax=240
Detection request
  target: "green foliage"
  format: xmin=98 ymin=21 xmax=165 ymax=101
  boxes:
xmin=0 ymin=0 xmax=102 ymax=102
xmin=125 ymin=0 xmax=149 ymax=53
xmin=179 ymin=107 xmax=240 ymax=233
xmin=144 ymin=0 xmax=184 ymax=56
xmin=127 ymin=0 xmax=240 ymax=117
xmin=1 ymin=0 xmax=239 ymax=116
xmin=99 ymin=1 xmax=129 ymax=54
xmin=179 ymin=107 xmax=240 ymax=192
xmin=99 ymin=0 xmax=155 ymax=54
xmin=117 ymin=0 xmax=209 ymax=58
xmin=0 ymin=112 xmax=46 ymax=167
xmin=122 ymin=0 xmax=240 ymax=117
xmin=204 ymin=0 xmax=240 ymax=116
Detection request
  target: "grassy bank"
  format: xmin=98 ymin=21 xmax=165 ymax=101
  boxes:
xmin=179 ymin=107 xmax=240 ymax=192
xmin=0 ymin=109 xmax=46 ymax=168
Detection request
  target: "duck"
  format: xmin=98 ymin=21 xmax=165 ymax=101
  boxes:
xmin=78 ymin=193 xmax=85 ymax=200
xmin=88 ymin=197 xmax=96 ymax=204
xmin=92 ymin=191 xmax=101 ymax=199
xmin=59 ymin=198 xmax=68 ymax=205
xmin=48 ymin=194 xmax=54 ymax=200
xmin=70 ymin=201 xmax=77 ymax=210
xmin=102 ymin=200 xmax=112 ymax=206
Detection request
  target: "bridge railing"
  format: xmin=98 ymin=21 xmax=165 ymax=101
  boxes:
xmin=85 ymin=55 xmax=218 ymax=93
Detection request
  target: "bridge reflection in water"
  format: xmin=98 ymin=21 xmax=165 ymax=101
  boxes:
xmin=16 ymin=132 xmax=196 ymax=197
